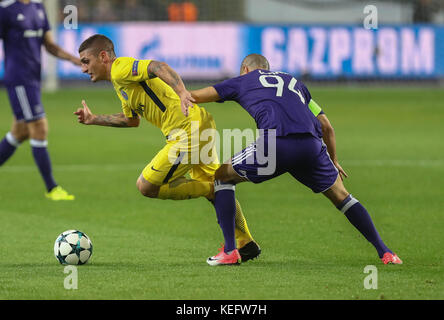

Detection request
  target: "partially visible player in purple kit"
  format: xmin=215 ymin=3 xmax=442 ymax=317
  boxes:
xmin=189 ymin=54 xmax=402 ymax=266
xmin=0 ymin=0 xmax=80 ymax=200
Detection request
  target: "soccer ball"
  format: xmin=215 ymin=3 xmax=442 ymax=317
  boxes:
xmin=54 ymin=230 xmax=93 ymax=265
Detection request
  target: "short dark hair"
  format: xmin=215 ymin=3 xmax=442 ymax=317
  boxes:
xmin=78 ymin=34 xmax=116 ymax=58
xmin=241 ymin=53 xmax=270 ymax=71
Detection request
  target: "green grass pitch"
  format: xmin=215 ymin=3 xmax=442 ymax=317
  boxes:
xmin=0 ymin=85 xmax=443 ymax=300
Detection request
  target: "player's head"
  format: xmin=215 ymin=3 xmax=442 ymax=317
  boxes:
xmin=78 ymin=34 xmax=116 ymax=82
xmin=240 ymin=54 xmax=270 ymax=75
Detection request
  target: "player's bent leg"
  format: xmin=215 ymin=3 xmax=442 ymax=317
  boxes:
xmin=214 ymin=163 xmax=247 ymax=185
xmin=322 ymin=174 xmax=350 ymax=207
xmin=159 ymin=177 xmax=213 ymax=200
xmin=136 ymin=174 xmax=160 ymax=198
xmin=323 ymin=175 xmax=402 ymax=264
xmin=137 ymin=173 xmax=212 ymax=200
xmin=138 ymin=174 xmax=214 ymax=200
xmin=139 ymin=141 xmax=215 ymax=200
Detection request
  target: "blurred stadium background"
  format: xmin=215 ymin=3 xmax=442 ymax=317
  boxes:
xmin=2 ymin=0 xmax=444 ymax=88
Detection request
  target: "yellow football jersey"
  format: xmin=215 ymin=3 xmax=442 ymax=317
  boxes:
xmin=110 ymin=57 xmax=196 ymax=137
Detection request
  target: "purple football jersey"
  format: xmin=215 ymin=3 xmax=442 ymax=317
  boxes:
xmin=214 ymin=69 xmax=323 ymax=138
xmin=0 ymin=0 xmax=50 ymax=86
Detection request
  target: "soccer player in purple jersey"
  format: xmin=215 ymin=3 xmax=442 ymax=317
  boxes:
xmin=0 ymin=0 xmax=80 ymax=200
xmin=189 ymin=54 xmax=402 ymax=266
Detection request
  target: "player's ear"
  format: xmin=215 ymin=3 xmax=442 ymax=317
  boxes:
xmin=98 ymin=50 xmax=107 ymax=63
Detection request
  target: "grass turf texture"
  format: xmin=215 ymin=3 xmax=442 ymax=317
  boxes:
xmin=0 ymin=86 xmax=443 ymax=300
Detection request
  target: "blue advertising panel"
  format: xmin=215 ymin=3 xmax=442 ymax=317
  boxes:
xmin=242 ymin=24 xmax=444 ymax=79
xmin=0 ymin=23 xmax=443 ymax=81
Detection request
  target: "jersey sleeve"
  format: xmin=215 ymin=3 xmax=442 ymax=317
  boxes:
xmin=113 ymin=88 xmax=138 ymax=118
xmin=121 ymin=102 xmax=138 ymax=118
xmin=40 ymin=4 xmax=51 ymax=33
xmin=112 ymin=58 xmax=152 ymax=85
xmin=213 ymin=76 xmax=242 ymax=102
xmin=299 ymin=82 xmax=312 ymax=104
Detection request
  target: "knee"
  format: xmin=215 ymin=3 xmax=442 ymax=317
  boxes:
xmin=28 ymin=120 xmax=48 ymax=140
xmin=11 ymin=128 xmax=29 ymax=143
xmin=322 ymin=177 xmax=351 ymax=207
xmin=330 ymin=187 xmax=350 ymax=207
xmin=33 ymin=126 xmax=48 ymax=140
xmin=214 ymin=164 xmax=230 ymax=183
xmin=334 ymin=183 xmax=350 ymax=203
xmin=136 ymin=177 xmax=159 ymax=198
xmin=14 ymin=132 xmax=29 ymax=143
xmin=338 ymin=189 xmax=350 ymax=202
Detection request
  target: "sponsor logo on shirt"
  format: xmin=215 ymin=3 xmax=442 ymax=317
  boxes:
xmin=23 ymin=29 xmax=44 ymax=38
xmin=17 ymin=13 xmax=25 ymax=21
xmin=120 ymin=90 xmax=128 ymax=100
xmin=135 ymin=103 xmax=145 ymax=115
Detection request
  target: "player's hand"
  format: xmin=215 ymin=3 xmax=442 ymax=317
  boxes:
xmin=74 ymin=100 xmax=95 ymax=125
xmin=179 ymin=90 xmax=196 ymax=117
xmin=334 ymin=160 xmax=348 ymax=180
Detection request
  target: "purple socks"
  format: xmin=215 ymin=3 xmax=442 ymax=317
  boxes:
xmin=337 ymin=194 xmax=392 ymax=258
xmin=213 ymin=180 xmax=237 ymax=253
xmin=0 ymin=132 xmax=19 ymax=165
xmin=30 ymin=139 xmax=57 ymax=192
xmin=1 ymin=133 xmax=57 ymax=192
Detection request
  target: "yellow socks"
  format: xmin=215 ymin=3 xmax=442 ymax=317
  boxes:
xmin=234 ymin=199 xmax=254 ymax=248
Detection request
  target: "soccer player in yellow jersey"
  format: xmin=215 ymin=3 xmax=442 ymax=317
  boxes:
xmin=74 ymin=34 xmax=260 ymax=262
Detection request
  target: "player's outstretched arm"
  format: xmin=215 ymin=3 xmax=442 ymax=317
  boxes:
xmin=317 ymin=113 xmax=348 ymax=180
xmin=190 ymin=87 xmax=221 ymax=104
xmin=44 ymin=31 xmax=81 ymax=66
xmin=74 ymin=100 xmax=139 ymax=128
xmin=147 ymin=60 xmax=195 ymax=116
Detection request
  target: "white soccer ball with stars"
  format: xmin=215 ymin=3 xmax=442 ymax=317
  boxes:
xmin=54 ymin=230 xmax=93 ymax=265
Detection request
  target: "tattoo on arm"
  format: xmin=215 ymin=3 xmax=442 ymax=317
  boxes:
xmin=147 ymin=61 xmax=162 ymax=79
xmin=147 ymin=61 xmax=184 ymax=92
xmin=148 ymin=72 xmax=158 ymax=79
xmin=166 ymin=68 xmax=181 ymax=90
xmin=94 ymin=113 xmax=132 ymax=127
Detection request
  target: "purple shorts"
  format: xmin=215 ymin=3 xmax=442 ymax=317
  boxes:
xmin=6 ymin=84 xmax=45 ymax=122
xmin=231 ymin=133 xmax=338 ymax=193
